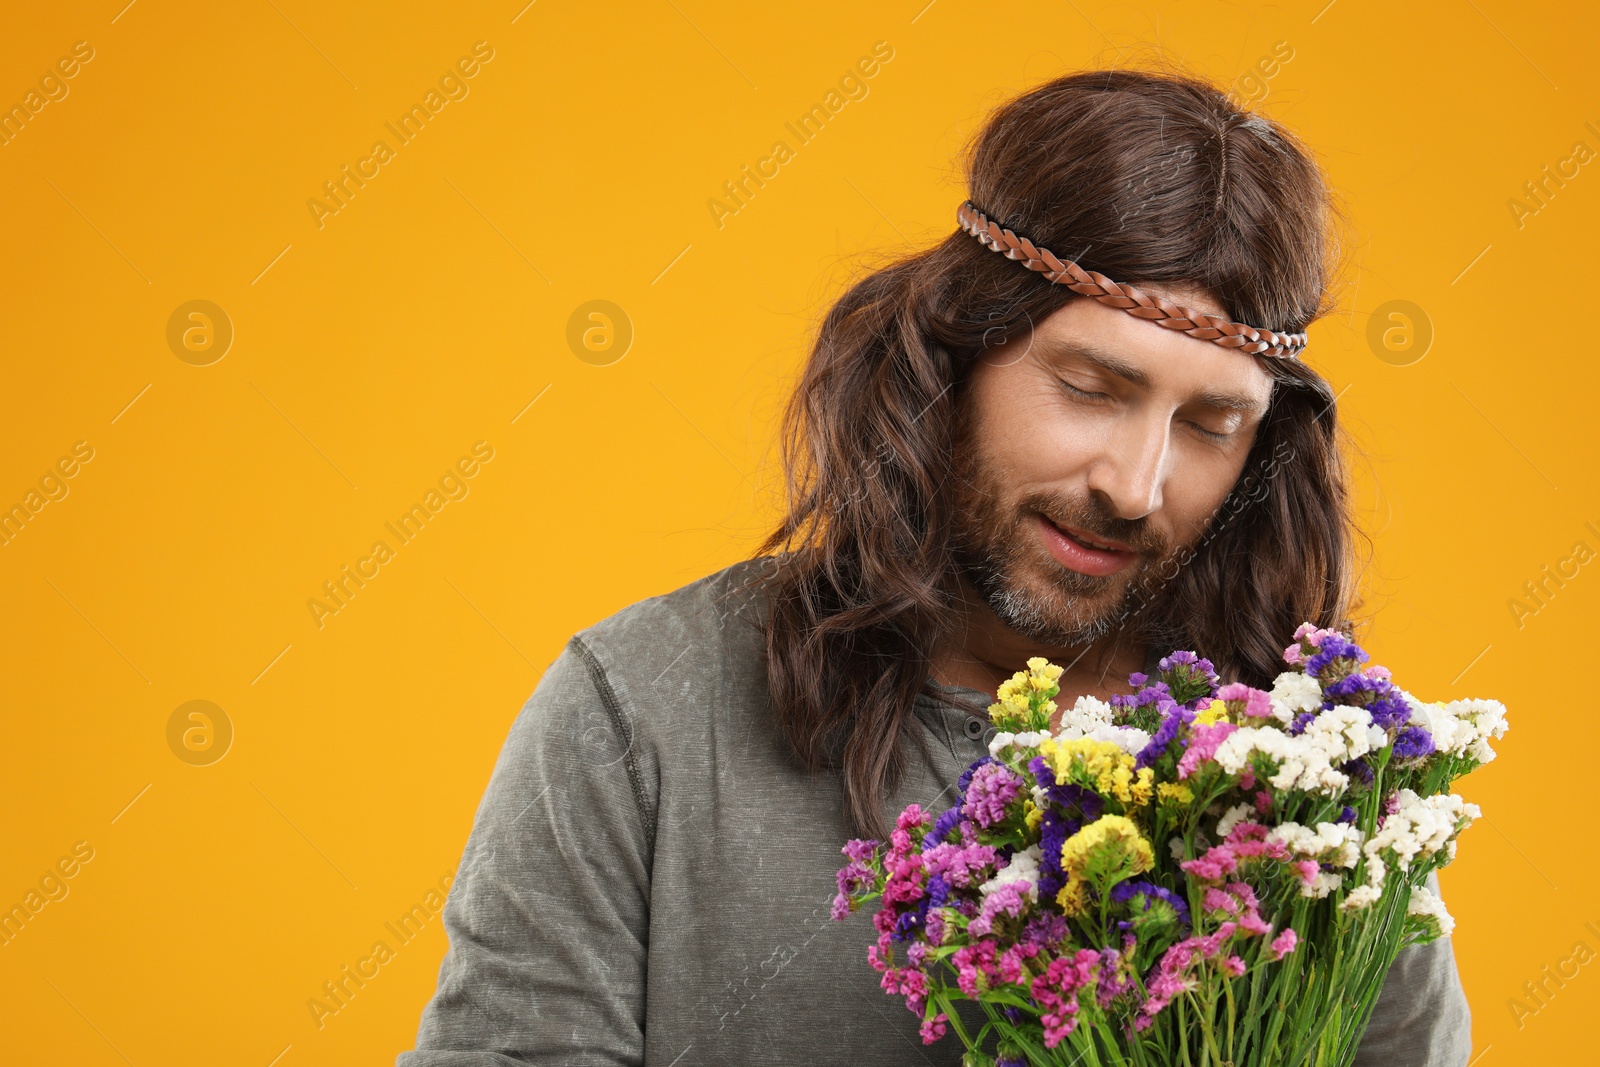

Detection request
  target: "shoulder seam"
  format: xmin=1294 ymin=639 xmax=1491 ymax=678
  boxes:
xmin=569 ymin=634 xmax=658 ymax=846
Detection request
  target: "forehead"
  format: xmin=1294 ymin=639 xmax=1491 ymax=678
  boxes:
xmin=1029 ymin=287 xmax=1276 ymax=405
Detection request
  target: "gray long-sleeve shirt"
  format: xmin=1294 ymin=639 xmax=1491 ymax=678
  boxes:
xmin=398 ymin=556 xmax=1473 ymax=1066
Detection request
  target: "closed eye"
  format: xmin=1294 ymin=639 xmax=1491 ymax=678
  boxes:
xmin=1059 ymin=379 xmax=1110 ymax=402
xmin=1187 ymin=422 xmax=1233 ymax=442
xmin=1068 ymin=379 xmax=1241 ymax=441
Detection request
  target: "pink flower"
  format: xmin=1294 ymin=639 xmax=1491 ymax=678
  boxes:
xmin=922 ymin=840 xmax=1001 ymax=889
xmin=1203 ymin=886 xmax=1238 ymax=914
xmin=1217 ymin=682 xmax=1273 ymax=719
xmin=1031 ymin=948 xmax=1110 ymax=1047
xmin=1270 ymin=927 xmax=1299 ymax=961
xmin=951 ymin=939 xmax=1000 ymax=997
xmin=1285 ymin=623 xmax=1340 ymax=665
xmin=968 ymin=880 xmax=1031 ymax=937
xmin=1177 ymin=721 xmax=1238 ymax=779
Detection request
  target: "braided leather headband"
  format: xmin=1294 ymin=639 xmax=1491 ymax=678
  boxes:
xmin=956 ymin=200 xmax=1308 ymax=359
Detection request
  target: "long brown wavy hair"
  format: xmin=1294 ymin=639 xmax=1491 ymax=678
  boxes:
xmin=750 ymin=69 xmax=1362 ymax=841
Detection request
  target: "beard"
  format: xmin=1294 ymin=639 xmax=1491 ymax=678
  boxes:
xmin=948 ymin=433 xmax=1184 ymax=650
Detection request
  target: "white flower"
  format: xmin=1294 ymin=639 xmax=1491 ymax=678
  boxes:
xmin=1213 ymin=709 xmax=1378 ymax=797
xmin=1056 ymin=721 xmax=1151 ymax=756
xmin=1269 ymin=671 xmax=1324 ymax=723
xmin=1369 ymin=790 xmax=1477 ymax=866
xmin=1300 ymin=705 xmax=1382 ymax=765
xmin=1341 ymin=884 xmax=1382 ymax=910
xmin=1407 ymin=884 xmax=1455 ymax=937
xmin=1306 ymin=871 xmax=1345 ymax=898
xmin=1344 ymin=791 xmax=1478 ymax=905
xmin=1047 ymin=695 xmax=1148 ymax=755
xmin=1446 ymin=698 xmax=1509 ymax=765
xmin=979 ymin=844 xmax=1040 ymax=899
xmin=1402 ymin=693 xmax=1508 ymax=766
xmin=1268 ymin=820 xmax=1363 ymax=869
xmin=989 ymin=730 xmax=1048 ymax=759
xmin=1059 ymin=694 xmax=1115 ymax=732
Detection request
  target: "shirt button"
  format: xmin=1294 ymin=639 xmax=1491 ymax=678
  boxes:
xmin=962 ymin=717 xmax=986 ymax=740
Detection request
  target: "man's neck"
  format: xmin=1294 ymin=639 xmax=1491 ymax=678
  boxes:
xmin=928 ymin=575 xmax=1148 ymax=715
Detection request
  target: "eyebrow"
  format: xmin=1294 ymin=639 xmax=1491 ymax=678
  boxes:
xmin=1050 ymin=341 xmax=1267 ymax=414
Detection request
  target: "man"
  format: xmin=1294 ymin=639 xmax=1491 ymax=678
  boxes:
xmin=399 ymin=69 xmax=1471 ymax=1065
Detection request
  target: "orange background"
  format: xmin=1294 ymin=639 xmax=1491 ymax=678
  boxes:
xmin=1 ymin=1 xmax=1593 ymax=1063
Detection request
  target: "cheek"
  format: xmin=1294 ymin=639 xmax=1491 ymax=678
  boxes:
xmin=973 ymin=382 xmax=1103 ymax=488
xmin=1166 ymin=449 xmax=1252 ymax=541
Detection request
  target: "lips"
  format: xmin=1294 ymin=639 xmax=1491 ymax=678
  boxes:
xmin=1036 ymin=515 xmax=1139 ymax=575
xmin=1051 ymin=521 xmax=1133 ymax=553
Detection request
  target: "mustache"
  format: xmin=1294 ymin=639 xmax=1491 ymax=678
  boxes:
xmin=1022 ymin=491 xmax=1169 ymax=556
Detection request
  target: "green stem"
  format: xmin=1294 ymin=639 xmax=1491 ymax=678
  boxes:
xmin=1224 ymin=978 xmax=1236 ymax=1061
xmin=936 ymin=990 xmax=975 ymax=1050
xmin=1178 ymin=997 xmax=1195 ymax=1067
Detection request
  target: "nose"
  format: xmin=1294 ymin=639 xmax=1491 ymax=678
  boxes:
xmin=1085 ymin=411 xmax=1171 ymax=520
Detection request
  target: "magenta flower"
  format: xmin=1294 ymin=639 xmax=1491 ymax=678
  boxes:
xmin=962 ymin=761 xmax=1024 ymax=828
xmin=1031 ymin=948 xmax=1114 ymax=1047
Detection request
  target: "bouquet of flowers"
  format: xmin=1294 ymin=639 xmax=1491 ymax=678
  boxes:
xmin=832 ymin=624 xmax=1507 ymax=1067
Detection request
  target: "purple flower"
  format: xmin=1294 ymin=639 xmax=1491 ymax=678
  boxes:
xmin=1157 ymin=650 xmax=1220 ymax=706
xmin=1136 ymin=703 xmax=1195 ymax=769
xmin=832 ymin=838 xmax=881 ymax=920
xmin=963 ymin=761 xmax=1025 ymax=828
xmin=1022 ymin=912 xmax=1071 ymax=951
xmin=924 ymin=805 xmax=964 ymax=849
xmin=1112 ymin=683 xmax=1180 ymax=736
xmin=956 ymin=755 xmax=998 ymax=795
xmin=1322 ymin=672 xmax=1411 ymax=730
xmin=1336 ymin=805 xmax=1357 ymax=824
xmin=1111 ymin=879 xmax=1191 ymax=930
xmin=1341 ymin=758 xmax=1375 ymax=786
xmin=1029 ymin=757 xmax=1106 ymax=816
xmin=1304 ymin=634 xmax=1369 ymax=679
xmin=894 ymin=871 xmax=953 ymax=942
xmin=1365 ymin=693 xmax=1413 ymax=731
xmin=1392 ymin=725 xmax=1436 ymax=759
xmin=1037 ymin=807 xmax=1071 ymax=904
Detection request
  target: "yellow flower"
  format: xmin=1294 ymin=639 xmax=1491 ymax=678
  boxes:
xmin=1157 ymin=782 xmax=1194 ymax=805
xmin=1131 ymin=767 xmax=1155 ymax=806
xmin=1038 ymin=737 xmax=1151 ymax=806
xmin=1025 ymin=657 xmax=1064 ymax=692
xmin=1024 ymin=799 xmax=1042 ymax=832
xmin=1056 ymin=814 xmax=1155 ymax=916
xmin=1195 ymin=698 xmax=1228 ymax=726
xmin=988 ymin=661 xmax=1064 ymax=731
xmin=1056 ymin=878 xmax=1093 ymax=916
